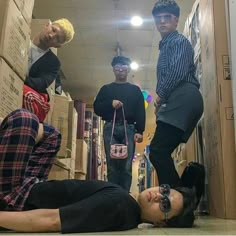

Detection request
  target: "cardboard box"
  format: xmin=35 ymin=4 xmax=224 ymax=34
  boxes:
xmin=48 ymin=160 xmax=70 ymax=180
xmin=0 ymin=58 xmax=23 ymax=117
xmin=0 ymin=0 xmax=30 ymax=80
xmin=51 ymin=94 xmax=70 ymax=157
xmin=199 ymin=0 xmax=236 ymax=218
xmin=44 ymin=81 xmax=55 ymax=124
xmin=75 ymin=171 xmax=86 ymax=180
xmin=75 ymin=139 xmax=88 ymax=174
xmin=14 ymin=0 xmax=34 ymax=25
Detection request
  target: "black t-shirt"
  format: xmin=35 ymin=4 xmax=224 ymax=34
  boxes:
xmin=25 ymin=179 xmax=141 ymax=233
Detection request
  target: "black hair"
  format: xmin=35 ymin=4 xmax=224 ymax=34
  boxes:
xmin=111 ymin=56 xmax=131 ymax=67
xmin=152 ymin=0 xmax=180 ymax=18
xmin=166 ymin=187 xmax=196 ymax=228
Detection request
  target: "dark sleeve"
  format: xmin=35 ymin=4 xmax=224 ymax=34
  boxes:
xmin=93 ymin=85 xmax=114 ymax=118
xmin=59 ymin=190 xmax=138 ymax=233
xmin=134 ymin=87 xmax=146 ymax=134
xmin=25 ymin=56 xmax=60 ymax=93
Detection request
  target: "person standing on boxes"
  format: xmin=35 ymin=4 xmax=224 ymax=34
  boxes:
xmin=23 ymin=18 xmax=75 ymax=122
xmin=149 ymin=0 xmax=204 ymax=188
xmin=93 ymin=56 xmax=146 ymax=191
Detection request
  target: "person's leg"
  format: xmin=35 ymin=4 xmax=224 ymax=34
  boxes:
xmin=0 ymin=109 xmax=39 ymax=209
xmin=0 ymin=209 xmax=60 ymax=232
xmin=24 ymin=122 xmax=61 ymax=180
xmin=149 ymin=121 xmax=184 ymax=187
xmin=103 ymin=122 xmax=119 ymax=185
xmin=0 ymin=109 xmax=61 ymax=210
xmin=118 ymin=124 xmax=135 ymax=191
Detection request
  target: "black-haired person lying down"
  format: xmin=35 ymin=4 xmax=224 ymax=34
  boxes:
xmin=0 ymin=109 xmax=199 ymax=233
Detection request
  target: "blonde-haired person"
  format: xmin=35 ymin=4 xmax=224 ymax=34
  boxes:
xmin=23 ymin=18 xmax=75 ymax=122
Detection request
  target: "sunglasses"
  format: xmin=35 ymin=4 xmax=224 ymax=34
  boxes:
xmin=154 ymin=14 xmax=174 ymax=24
xmin=159 ymin=184 xmax=171 ymax=222
xmin=114 ymin=64 xmax=129 ymax=71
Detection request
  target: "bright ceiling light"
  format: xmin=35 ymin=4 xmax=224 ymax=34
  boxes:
xmin=131 ymin=16 xmax=143 ymax=27
xmin=130 ymin=61 xmax=139 ymax=70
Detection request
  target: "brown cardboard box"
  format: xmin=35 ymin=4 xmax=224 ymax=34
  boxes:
xmin=199 ymin=0 xmax=236 ymax=218
xmin=14 ymin=0 xmax=35 ymax=25
xmin=75 ymin=139 xmax=88 ymax=174
xmin=30 ymin=19 xmax=57 ymax=55
xmin=75 ymin=171 xmax=86 ymax=180
xmin=48 ymin=159 xmax=70 ymax=180
xmin=44 ymin=81 xmax=55 ymax=124
xmin=0 ymin=0 xmax=30 ymax=80
xmin=67 ymin=105 xmax=78 ymax=178
xmin=51 ymin=94 xmax=70 ymax=157
xmin=0 ymin=58 xmax=23 ymax=117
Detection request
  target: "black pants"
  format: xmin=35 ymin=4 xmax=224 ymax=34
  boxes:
xmin=149 ymin=121 xmax=184 ymax=188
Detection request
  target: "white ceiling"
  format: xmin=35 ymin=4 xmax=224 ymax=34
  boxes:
xmin=33 ymin=0 xmax=195 ymax=153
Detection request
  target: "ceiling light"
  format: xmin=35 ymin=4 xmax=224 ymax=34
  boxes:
xmin=131 ymin=16 xmax=143 ymax=27
xmin=130 ymin=61 xmax=139 ymax=70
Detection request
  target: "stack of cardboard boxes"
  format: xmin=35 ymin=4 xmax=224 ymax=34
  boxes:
xmin=175 ymin=0 xmax=236 ymax=219
xmin=0 ymin=0 xmax=34 ymax=117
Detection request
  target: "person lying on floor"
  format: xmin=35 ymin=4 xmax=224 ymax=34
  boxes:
xmin=0 ymin=109 xmax=201 ymax=233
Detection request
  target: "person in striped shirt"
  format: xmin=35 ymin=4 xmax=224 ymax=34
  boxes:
xmin=149 ymin=0 xmax=204 ymax=190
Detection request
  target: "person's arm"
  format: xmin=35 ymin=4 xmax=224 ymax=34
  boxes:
xmin=60 ymin=190 xmax=135 ymax=233
xmin=157 ymin=38 xmax=194 ymax=103
xmin=93 ymin=85 xmax=114 ymax=117
xmin=0 ymin=209 xmax=61 ymax=232
xmin=0 ymin=117 xmax=3 ymax=125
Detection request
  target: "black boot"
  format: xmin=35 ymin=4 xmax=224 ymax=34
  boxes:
xmin=180 ymin=162 xmax=205 ymax=209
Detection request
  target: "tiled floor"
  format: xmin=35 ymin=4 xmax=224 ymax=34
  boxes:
xmin=1 ymin=216 xmax=236 ymax=235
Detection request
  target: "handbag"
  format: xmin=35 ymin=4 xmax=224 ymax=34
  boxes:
xmin=110 ymin=106 xmax=128 ymax=159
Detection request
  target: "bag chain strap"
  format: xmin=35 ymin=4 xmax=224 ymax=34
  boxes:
xmin=110 ymin=106 xmax=128 ymax=145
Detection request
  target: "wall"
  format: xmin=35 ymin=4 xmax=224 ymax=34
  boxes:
xmin=229 ymin=0 xmax=236 ymax=145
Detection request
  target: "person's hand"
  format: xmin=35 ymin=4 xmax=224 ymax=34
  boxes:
xmin=154 ymin=95 xmax=161 ymax=114
xmin=0 ymin=117 xmax=3 ymax=125
xmin=155 ymin=94 xmax=161 ymax=104
xmin=154 ymin=102 xmax=161 ymax=114
xmin=134 ymin=133 xmax=143 ymax=143
xmin=112 ymin=100 xmax=123 ymax=109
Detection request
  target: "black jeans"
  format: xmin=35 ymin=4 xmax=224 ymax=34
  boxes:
xmin=149 ymin=121 xmax=184 ymax=188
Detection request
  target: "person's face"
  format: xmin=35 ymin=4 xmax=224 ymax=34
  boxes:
xmin=39 ymin=22 xmax=66 ymax=49
xmin=137 ymin=185 xmax=183 ymax=225
xmin=154 ymin=13 xmax=178 ymax=37
xmin=113 ymin=64 xmax=130 ymax=80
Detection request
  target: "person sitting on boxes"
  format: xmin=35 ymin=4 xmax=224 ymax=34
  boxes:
xmin=23 ymin=18 xmax=75 ymax=122
xmin=0 ymin=108 xmax=204 ymax=233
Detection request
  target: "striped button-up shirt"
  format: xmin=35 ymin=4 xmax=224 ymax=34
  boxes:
xmin=156 ymin=31 xmax=200 ymax=103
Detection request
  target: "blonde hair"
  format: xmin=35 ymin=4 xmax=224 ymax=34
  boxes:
xmin=52 ymin=18 xmax=75 ymax=44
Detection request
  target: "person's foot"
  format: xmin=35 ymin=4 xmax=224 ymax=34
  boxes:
xmin=180 ymin=162 xmax=205 ymax=209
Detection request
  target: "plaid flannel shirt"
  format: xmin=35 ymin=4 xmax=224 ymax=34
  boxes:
xmin=0 ymin=109 xmax=61 ymax=210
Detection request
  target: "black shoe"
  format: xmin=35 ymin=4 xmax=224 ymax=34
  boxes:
xmin=180 ymin=162 xmax=205 ymax=209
